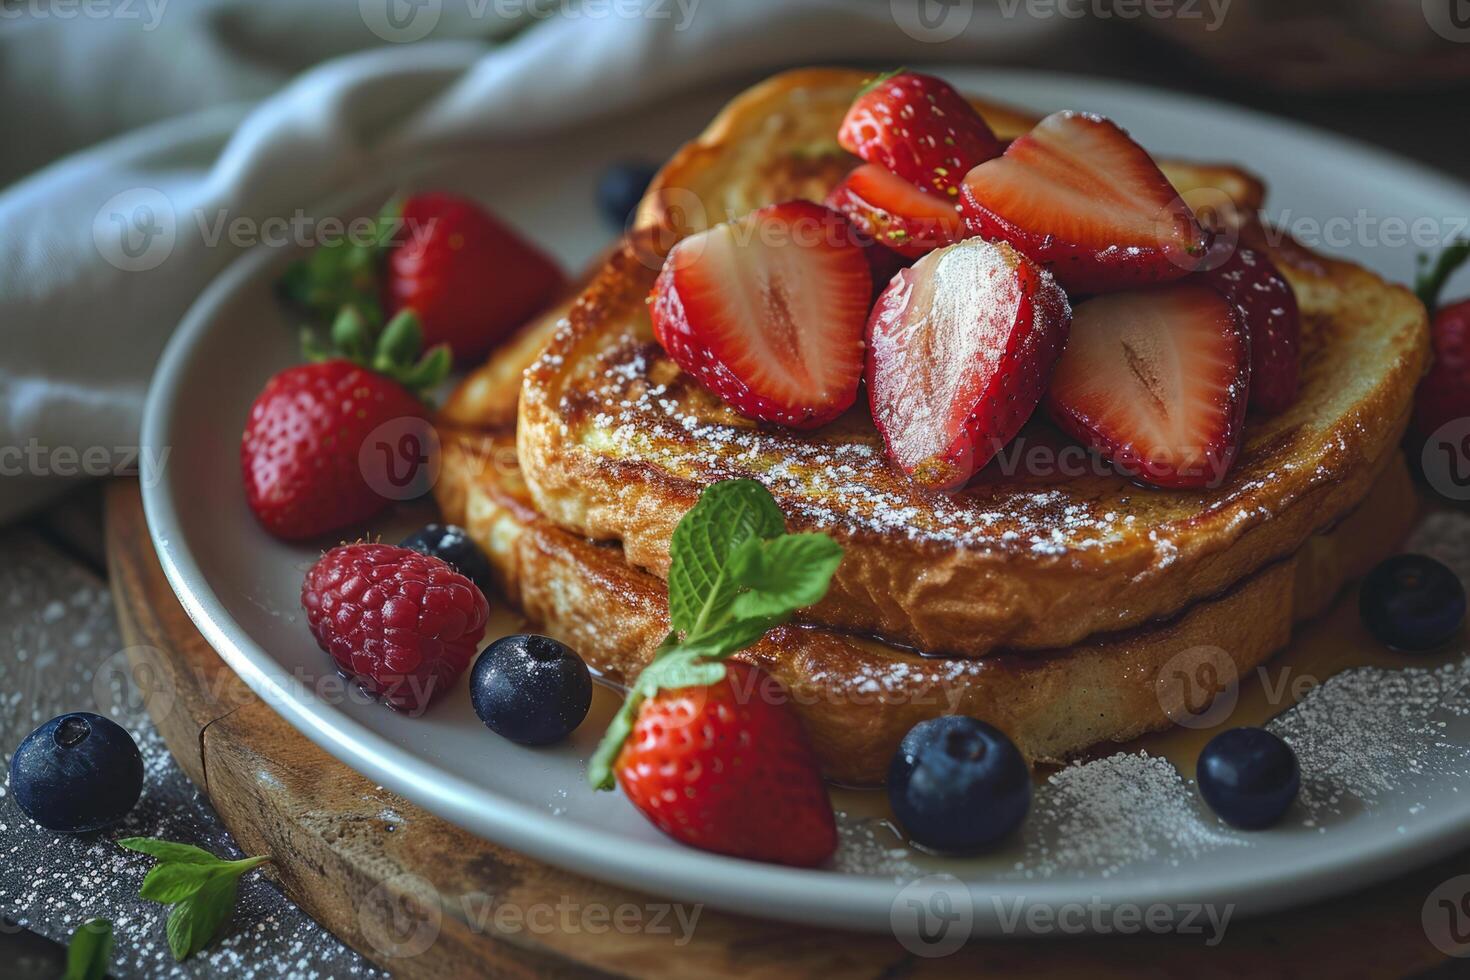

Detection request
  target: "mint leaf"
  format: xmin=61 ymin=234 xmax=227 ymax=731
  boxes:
xmin=589 ymin=479 xmax=844 ymax=789
xmin=118 ymin=838 xmax=221 ymax=864
xmin=120 ymin=837 xmax=270 ymax=961
xmin=666 ymin=479 xmax=785 ymax=637
xmin=140 ymin=859 xmax=262 ymax=904
xmin=166 ymin=873 xmax=238 ymax=962
xmin=63 ymin=918 xmax=112 ymax=980
xmin=730 ymin=533 xmax=845 ymax=620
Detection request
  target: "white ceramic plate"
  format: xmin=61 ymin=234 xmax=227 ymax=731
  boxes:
xmin=141 ymin=68 xmax=1470 ymax=937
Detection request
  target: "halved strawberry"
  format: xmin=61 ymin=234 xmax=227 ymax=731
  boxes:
xmin=825 ymin=163 xmax=965 ymax=260
xmin=1045 ymin=283 xmax=1250 ymax=489
xmin=1201 ymin=245 xmax=1300 ymax=415
xmin=838 ymin=70 xmax=1002 ymax=198
xmin=867 ymin=238 xmax=1071 ymax=489
xmin=649 ymin=200 xmax=871 ymax=429
xmin=959 ymin=112 xmax=1205 ymax=292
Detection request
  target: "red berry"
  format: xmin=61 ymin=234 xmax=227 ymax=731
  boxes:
xmin=959 ymin=111 xmax=1205 ymax=292
xmin=615 ymin=663 xmax=837 ymax=867
xmin=825 ymin=163 xmax=965 ymax=260
xmin=1202 ymin=246 xmax=1301 ymax=415
xmin=301 ymin=543 xmax=489 ymax=713
xmin=386 ymin=192 xmax=565 ymax=365
xmin=866 ymin=239 xmax=1071 ymax=489
xmin=649 ymin=200 xmax=871 ymax=429
xmin=1046 ymin=283 xmax=1250 ymax=489
xmin=1415 ymin=298 xmax=1470 ymax=438
xmin=241 ymin=361 xmax=427 ymax=540
xmin=838 ymin=71 xmax=1002 ymax=199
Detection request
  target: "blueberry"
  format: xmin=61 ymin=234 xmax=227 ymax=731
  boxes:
xmin=886 ymin=717 xmax=1030 ymax=853
xmin=8 ymin=713 xmax=143 ymax=833
xmin=399 ymin=524 xmax=493 ymax=593
xmin=470 ymin=634 xmax=591 ymax=745
xmin=1197 ymin=727 xmax=1299 ymax=830
xmin=596 ymin=162 xmax=658 ymax=231
xmin=1359 ymin=554 xmax=1466 ymax=651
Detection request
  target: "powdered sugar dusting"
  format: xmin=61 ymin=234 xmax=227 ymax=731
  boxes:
xmin=833 ymin=508 xmax=1470 ymax=881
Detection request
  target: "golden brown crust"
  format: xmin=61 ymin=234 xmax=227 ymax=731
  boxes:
xmin=437 ymin=431 xmax=1416 ymax=785
xmin=506 ymin=68 xmax=1428 ymax=658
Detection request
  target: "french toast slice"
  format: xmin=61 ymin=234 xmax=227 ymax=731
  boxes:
xmin=514 ymin=67 xmax=1429 ymax=658
xmin=435 ymin=429 xmax=1416 ymax=785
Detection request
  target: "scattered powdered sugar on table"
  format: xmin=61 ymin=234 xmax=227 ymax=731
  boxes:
xmin=834 ymin=507 xmax=1470 ymax=882
xmin=0 ymin=530 xmax=383 ymax=979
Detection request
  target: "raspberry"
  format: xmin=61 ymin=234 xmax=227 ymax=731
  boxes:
xmin=301 ymin=543 xmax=489 ymax=713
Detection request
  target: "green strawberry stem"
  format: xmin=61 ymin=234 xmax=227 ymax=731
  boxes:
xmin=1416 ymin=240 xmax=1470 ymax=314
xmin=857 ymin=67 xmax=905 ymax=98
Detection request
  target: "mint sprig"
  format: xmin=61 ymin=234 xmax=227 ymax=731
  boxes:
xmin=588 ymin=479 xmax=843 ymax=789
xmin=63 ymin=918 xmax=113 ymax=980
xmin=1416 ymin=239 xmax=1470 ymax=314
xmin=118 ymin=837 xmax=272 ymax=961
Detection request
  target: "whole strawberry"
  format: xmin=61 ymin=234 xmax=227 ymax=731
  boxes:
xmin=1414 ymin=241 xmax=1470 ymax=439
xmin=615 ymin=663 xmax=837 ymax=867
xmin=838 ymin=70 xmax=1002 ymax=199
xmin=301 ymin=543 xmax=489 ymax=713
xmin=385 ymin=192 xmax=565 ymax=364
xmin=242 ymin=360 xmax=425 ymax=539
xmin=243 ymin=309 xmax=449 ymax=541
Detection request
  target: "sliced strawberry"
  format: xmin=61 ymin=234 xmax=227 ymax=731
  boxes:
xmin=866 ymin=238 xmax=1071 ymax=489
xmin=825 ymin=163 xmax=965 ymax=260
xmin=1045 ymin=283 xmax=1250 ymax=489
xmin=649 ymin=200 xmax=871 ymax=429
xmin=959 ymin=111 xmax=1205 ymax=292
xmin=1201 ymin=246 xmax=1301 ymax=415
xmin=838 ymin=70 xmax=1002 ymax=198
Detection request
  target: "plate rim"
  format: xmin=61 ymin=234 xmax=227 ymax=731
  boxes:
xmin=140 ymin=65 xmax=1470 ymax=935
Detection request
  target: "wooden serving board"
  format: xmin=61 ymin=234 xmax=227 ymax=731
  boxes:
xmin=103 ymin=479 xmax=1464 ymax=977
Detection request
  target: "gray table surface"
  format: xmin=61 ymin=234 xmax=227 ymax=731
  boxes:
xmin=1 ymin=28 xmax=1467 ymax=980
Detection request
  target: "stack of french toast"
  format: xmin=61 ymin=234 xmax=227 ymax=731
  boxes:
xmin=433 ymin=67 xmax=1428 ymax=786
